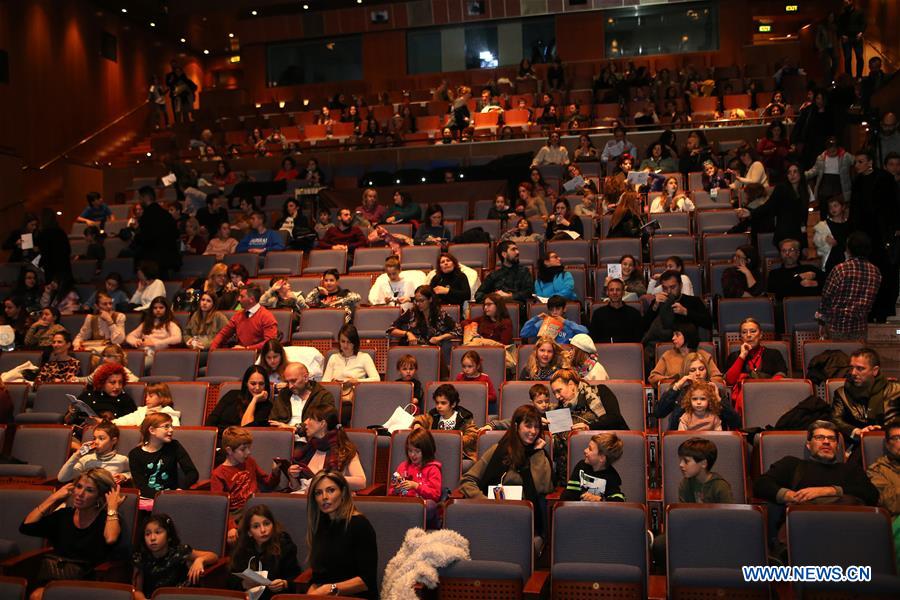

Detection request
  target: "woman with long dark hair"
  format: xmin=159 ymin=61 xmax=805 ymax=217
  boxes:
xmin=738 ymin=162 xmax=811 ymax=250
xmin=183 ymin=291 xmax=229 ymax=350
xmin=206 ymin=365 xmax=269 ymax=440
xmin=276 ymin=197 xmax=315 ymax=251
xmin=34 ymin=330 xmax=81 ymax=385
xmin=305 ymin=471 xmax=377 ymax=598
xmin=228 ymin=505 xmax=300 ymax=600
xmin=125 ymin=297 xmax=181 ymax=368
xmin=458 ymin=292 xmax=513 ymax=346
xmin=721 ymin=245 xmax=765 ymax=298
xmin=459 ymin=404 xmax=553 ymax=538
xmin=388 ymin=285 xmax=458 ymax=365
xmin=287 ymin=404 xmax=366 ymax=493
xmin=428 ymin=253 xmax=471 ymax=306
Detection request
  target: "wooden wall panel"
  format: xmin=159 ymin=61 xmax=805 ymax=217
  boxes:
xmin=555 ymin=11 xmax=604 ymax=62
xmin=362 ymin=30 xmax=409 ymax=88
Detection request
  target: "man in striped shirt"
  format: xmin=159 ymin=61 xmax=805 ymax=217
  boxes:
xmin=817 ymin=232 xmax=882 ymax=340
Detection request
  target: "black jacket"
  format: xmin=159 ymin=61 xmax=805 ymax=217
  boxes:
xmin=430 ymin=270 xmax=471 ymax=306
xmin=753 ymin=455 xmax=878 ymax=505
xmin=750 ymin=182 xmax=809 ymax=248
xmin=135 ymin=202 xmax=182 ymax=274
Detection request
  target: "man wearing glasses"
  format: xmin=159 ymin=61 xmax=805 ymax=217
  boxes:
xmin=754 ymin=420 xmax=878 ymax=550
xmin=831 ymin=348 xmax=900 ymax=449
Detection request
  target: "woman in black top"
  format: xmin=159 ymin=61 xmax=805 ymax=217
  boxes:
xmin=546 ymin=198 xmax=584 ymax=240
xmin=721 ymin=244 xmax=765 ymax=298
xmin=607 ymin=191 xmax=643 ymax=239
xmin=429 ymin=253 xmax=470 ymax=306
xmin=206 ymin=365 xmax=269 ymax=442
xmin=128 ymin=413 xmax=198 ymax=500
xmin=13 ymin=265 xmax=44 ymax=314
xmin=740 ymin=163 xmax=810 ymax=249
xmin=20 ymin=468 xmax=123 ymax=594
xmin=229 ymin=505 xmax=301 ymax=600
xmin=306 ymin=471 xmax=377 ymax=598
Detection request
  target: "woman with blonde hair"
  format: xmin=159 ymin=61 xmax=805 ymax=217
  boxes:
xmin=20 ymin=468 xmax=123 ymax=598
xmin=305 ymin=470 xmax=377 ymax=598
xmin=654 ymin=351 xmax=740 ymax=431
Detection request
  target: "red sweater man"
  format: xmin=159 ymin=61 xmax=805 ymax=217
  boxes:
xmin=319 ymin=208 xmax=368 ymax=251
xmin=210 ymin=286 xmax=278 ymax=350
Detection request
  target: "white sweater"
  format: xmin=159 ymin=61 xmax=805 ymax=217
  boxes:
xmin=322 ymin=353 xmax=380 ymax=383
xmin=130 ymin=279 xmax=167 ymax=311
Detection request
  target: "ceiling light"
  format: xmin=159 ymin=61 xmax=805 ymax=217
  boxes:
xmin=357 ymin=0 xmax=363 ymax=4
xmin=121 ymin=8 xmax=127 ymax=13
xmin=303 ymin=4 xmax=309 ymax=9
xmin=278 ymin=101 xmax=286 ymax=108
xmin=150 ymin=21 xmax=156 ymax=27
xmin=251 ymin=10 xmax=258 ymax=16
xmin=180 ymin=37 xmax=186 ymax=43
xmin=228 ymin=32 xmax=234 ymax=38
xmin=146 ymin=152 xmax=152 ymax=157
xmin=203 ymin=49 xmax=209 ymax=55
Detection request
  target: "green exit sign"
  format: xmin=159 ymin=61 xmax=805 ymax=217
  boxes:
xmin=786 ymin=4 xmax=798 ymax=11
xmin=759 ymin=24 xmax=772 ymax=32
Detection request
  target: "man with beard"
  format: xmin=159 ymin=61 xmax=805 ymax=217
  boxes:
xmin=589 ymin=278 xmax=644 ymax=343
xmin=474 ymin=241 xmax=534 ymax=304
xmin=754 ymin=420 xmax=879 ymax=548
xmin=831 ymin=348 xmax=900 ymax=447
xmin=319 ymin=208 xmax=368 ymax=254
xmin=867 ymin=420 xmax=900 ymax=516
xmin=242 ymin=363 xmax=334 ymax=434
xmin=641 ymin=270 xmax=712 ymax=365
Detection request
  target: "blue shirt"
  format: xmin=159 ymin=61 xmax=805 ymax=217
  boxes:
xmin=236 ymin=229 xmax=286 ymax=254
xmin=534 ymin=272 xmax=577 ymax=300
xmin=520 ymin=314 xmax=588 ymax=344
xmin=80 ymin=204 xmax=112 ymax=222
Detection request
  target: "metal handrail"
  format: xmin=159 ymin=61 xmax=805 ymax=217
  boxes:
xmin=32 ymin=100 xmax=150 ymax=171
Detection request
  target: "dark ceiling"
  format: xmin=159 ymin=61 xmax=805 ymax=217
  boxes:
xmin=92 ymin=0 xmax=424 ymax=55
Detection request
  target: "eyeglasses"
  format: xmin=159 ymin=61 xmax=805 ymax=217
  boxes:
xmin=781 ymin=247 xmax=800 ymax=254
xmin=811 ymin=435 xmax=838 ymax=442
xmin=888 ymin=435 xmax=900 ymax=442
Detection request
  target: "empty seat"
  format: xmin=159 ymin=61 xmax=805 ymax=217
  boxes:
xmin=661 ymin=431 xmax=747 ymax=504
xmin=592 ymin=343 xmax=643 ymax=381
xmin=667 ymin=504 xmax=769 ymax=597
xmin=294 ymin=309 xmax=346 ymax=341
xmin=345 ymin=429 xmax=378 ymax=494
xmin=0 ymin=576 xmax=26 ymax=600
xmin=259 ymin=251 xmax=303 ymax=275
xmin=355 ymin=306 xmax=401 ymax=338
xmin=696 ymin=210 xmax=740 ymax=234
xmin=165 ymin=382 xmax=210 ymax=426
xmin=717 ymin=297 xmax=775 ymax=333
xmin=243 ymin=428 xmax=294 ymax=482
xmin=304 ymin=249 xmax=347 ymax=274
xmin=653 ymin=213 xmax=691 ymax=235
xmin=743 ymin=379 xmax=815 ymax=430
xmin=597 ymin=239 xmax=641 ymax=265
xmin=199 ymin=349 xmax=255 ymax=382
xmin=861 ymin=430 xmax=884 ymax=469
xmin=16 ymin=383 xmax=86 ymax=423
xmin=172 ymin=427 xmax=218 ymax=488
xmin=567 ymin=430 xmax=647 ymax=502
xmin=348 ymin=247 xmax=392 ymax=273
xmin=461 ymin=219 xmax=501 ymax=241
xmin=351 ymin=382 xmax=414 ymax=430
xmin=400 ymin=245 xmax=440 ymax=270
xmin=783 ymin=296 xmax=821 ymax=334
xmin=0 ymin=425 xmax=72 ymax=481
xmin=786 ymin=505 xmax=900 ymax=597
xmin=649 ymin=235 xmax=696 ymax=263
xmin=552 ymin=502 xmax=648 ymax=598
xmin=42 ymin=581 xmax=134 ymax=600
xmin=447 ymin=243 xmax=491 ymax=269
xmin=439 ymin=500 xmax=542 ymax=596
xmin=147 ymin=349 xmax=200 ymax=382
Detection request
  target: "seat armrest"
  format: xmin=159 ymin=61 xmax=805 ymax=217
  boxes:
xmin=647 ymin=488 xmax=662 ymax=502
xmin=293 ymin=567 xmax=314 ymax=592
xmin=447 ymin=488 xmax=464 ymax=500
xmin=190 ymin=479 xmax=211 ymax=490
xmin=648 ymin=574 xmax=667 ymax=600
xmin=354 ymin=483 xmax=385 ymax=496
xmin=0 ymin=547 xmax=52 ymax=580
xmin=523 ymin=570 xmax=550 ymax=599
xmin=94 ymin=559 xmax=130 ymax=583
xmin=545 ymin=487 xmax=564 ymax=501
xmin=198 ymin=557 xmax=231 ymax=588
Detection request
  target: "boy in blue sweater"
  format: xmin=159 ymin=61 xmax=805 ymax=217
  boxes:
xmin=236 ymin=210 xmax=285 ymax=255
xmin=520 ymin=294 xmax=588 ymax=344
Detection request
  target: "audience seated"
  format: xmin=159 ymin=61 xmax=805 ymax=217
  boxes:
xmin=830 ymin=348 xmax=900 ymax=449
xmin=589 ymin=279 xmax=644 ymax=343
xmin=305 ymin=269 xmax=361 ymax=322
xmin=369 ymin=256 xmax=422 ymax=310
xmin=133 ymin=513 xmax=218 ymax=600
xmin=209 ymin=285 xmax=277 ymax=350
xmin=129 ymin=412 xmax=198 ymax=502
xmin=289 ymin=404 xmax=366 ymax=492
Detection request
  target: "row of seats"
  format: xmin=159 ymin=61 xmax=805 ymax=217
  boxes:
xmin=1 ymin=467 xmax=895 ymax=598
xmin=0 ymin=406 xmax=884 ymax=504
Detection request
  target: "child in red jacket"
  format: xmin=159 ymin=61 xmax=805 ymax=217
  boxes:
xmin=389 ymin=428 xmax=443 ymax=528
xmin=454 ymin=350 xmax=497 ymax=407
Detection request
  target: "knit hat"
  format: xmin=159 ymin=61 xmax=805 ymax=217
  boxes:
xmin=569 ymin=334 xmax=597 ymax=355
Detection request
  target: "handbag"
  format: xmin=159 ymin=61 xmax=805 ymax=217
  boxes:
xmin=382 ymin=403 xmax=417 ymax=433
xmin=37 ymin=554 xmax=93 ymax=582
